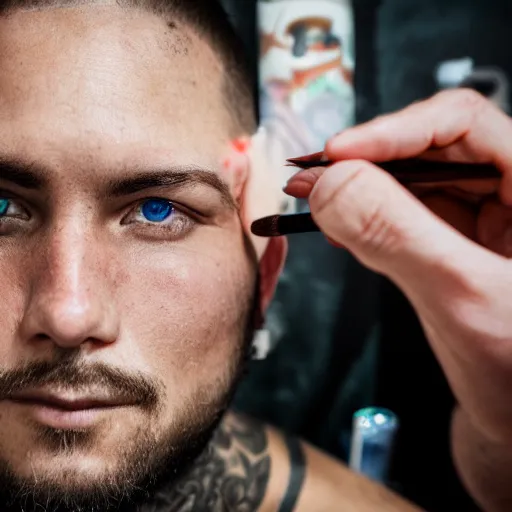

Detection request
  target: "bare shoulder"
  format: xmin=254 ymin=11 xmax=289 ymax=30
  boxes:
xmin=145 ymin=411 xmax=423 ymax=512
xmin=209 ymin=412 xmax=424 ymax=512
xmin=262 ymin=420 xmax=424 ymax=512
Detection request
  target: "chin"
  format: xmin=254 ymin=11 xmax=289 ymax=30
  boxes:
xmin=0 ymin=414 xmax=221 ymax=511
xmin=0 ymin=457 xmax=128 ymax=512
xmin=1 ymin=434 xmax=130 ymax=504
xmin=16 ymin=450 xmax=112 ymax=483
xmin=3 ymin=420 xmax=125 ymax=475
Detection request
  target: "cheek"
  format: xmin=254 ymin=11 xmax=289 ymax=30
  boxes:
xmin=0 ymin=257 xmax=26 ymax=365
xmin=119 ymin=241 xmax=254 ymax=387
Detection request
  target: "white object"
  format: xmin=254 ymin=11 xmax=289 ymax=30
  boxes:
xmin=252 ymin=329 xmax=272 ymax=360
xmin=435 ymin=57 xmax=474 ymax=89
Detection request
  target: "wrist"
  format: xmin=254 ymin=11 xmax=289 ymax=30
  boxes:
xmin=452 ymin=407 xmax=512 ymax=512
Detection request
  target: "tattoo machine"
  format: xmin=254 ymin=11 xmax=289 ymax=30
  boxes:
xmin=349 ymin=407 xmax=400 ymax=484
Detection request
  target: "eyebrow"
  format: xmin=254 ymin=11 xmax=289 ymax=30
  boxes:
xmin=106 ymin=167 xmax=237 ymax=209
xmin=0 ymin=158 xmax=47 ymax=189
xmin=0 ymin=158 xmax=237 ymax=210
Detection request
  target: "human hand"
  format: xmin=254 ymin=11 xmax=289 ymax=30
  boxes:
xmin=284 ymin=89 xmax=512 ymax=444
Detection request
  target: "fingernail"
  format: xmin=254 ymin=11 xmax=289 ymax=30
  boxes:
xmin=286 ymin=169 xmax=315 ymax=185
xmin=282 ymin=179 xmax=315 ymax=198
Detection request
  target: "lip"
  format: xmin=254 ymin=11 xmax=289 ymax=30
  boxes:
xmin=9 ymin=389 xmax=132 ymax=410
xmin=6 ymin=389 xmax=136 ymax=429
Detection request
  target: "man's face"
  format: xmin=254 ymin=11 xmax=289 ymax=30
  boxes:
xmin=0 ymin=4 xmax=257 ymax=508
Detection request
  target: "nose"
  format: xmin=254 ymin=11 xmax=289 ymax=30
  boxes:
xmin=19 ymin=225 xmax=120 ymax=349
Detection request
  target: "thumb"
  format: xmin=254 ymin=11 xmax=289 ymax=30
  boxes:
xmin=308 ymin=160 xmax=503 ymax=300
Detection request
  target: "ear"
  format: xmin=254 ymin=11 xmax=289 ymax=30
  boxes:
xmin=232 ymin=128 xmax=287 ymax=256
xmin=259 ymin=236 xmax=288 ymax=314
xmin=224 ymin=128 xmax=288 ymax=315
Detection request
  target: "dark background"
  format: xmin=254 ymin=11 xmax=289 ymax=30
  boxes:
xmin=220 ymin=1 xmax=512 ymax=510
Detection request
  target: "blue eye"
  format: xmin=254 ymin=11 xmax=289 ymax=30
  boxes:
xmin=0 ymin=199 xmax=8 ymax=216
xmin=124 ymin=197 xmax=195 ymax=239
xmin=140 ymin=199 xmax=174 ymax=223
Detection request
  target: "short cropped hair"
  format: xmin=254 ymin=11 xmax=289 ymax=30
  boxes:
xmin=0 ymin=0 xmax=257 ymax=134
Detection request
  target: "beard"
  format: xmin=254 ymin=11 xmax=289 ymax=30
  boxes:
xmin=0 ymin=276 xmax=260 ymax=512
xmin=0 ymin=414 xmax=220 ymax=512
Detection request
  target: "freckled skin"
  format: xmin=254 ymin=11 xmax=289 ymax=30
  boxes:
xmin=0 ymin=2 xmax=257 ymax=502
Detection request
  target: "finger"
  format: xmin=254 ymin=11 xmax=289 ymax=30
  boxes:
xmin=286 ymin=166 xmax=500 ymax=204
xmin=283 ymin=166 xmax=326 ymax=198
xmin=421 ymin=146 xmax=491 ymax=164
xmin=477 ymin=199 xmax=512 ymax=257
xmin=420 ymin=193 xmax=479 ymax=240
xmin=411 ymin=186 xmax=487 ymax=206
xmin=308 ymin=159 xmax=505 ymax=304
xmin=409 ymin=178 xmax=500 ymax=197
xmin=325 ymin=89 xmax=512 ymax=171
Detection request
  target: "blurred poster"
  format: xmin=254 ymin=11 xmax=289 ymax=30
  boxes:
xmin=258 ymin=0 xmax=355 ymax=210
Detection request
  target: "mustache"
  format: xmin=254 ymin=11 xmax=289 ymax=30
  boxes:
xmin=0 ymin=355 xmax=161 ymax=412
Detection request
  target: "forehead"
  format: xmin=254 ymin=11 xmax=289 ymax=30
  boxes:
xmin=0 ymin=5 xmax=231 ymax=172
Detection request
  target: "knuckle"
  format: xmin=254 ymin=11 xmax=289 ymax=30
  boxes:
xmin=357 ymin=202 xmax=404 ymax=257
xmin=437 ymin=88 xmax=487 ymax=115
xmin=311 ymin=160 xmax=368 ymax=213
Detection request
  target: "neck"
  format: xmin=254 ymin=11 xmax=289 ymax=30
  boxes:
xmin=138 ymin=412 xmax=271 ymax=512
xmin=1 ymin=412 xmax=271 ymax=512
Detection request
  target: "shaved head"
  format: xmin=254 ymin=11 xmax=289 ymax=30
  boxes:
xmin=0 ymin=0 xmax=256 ymax=135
